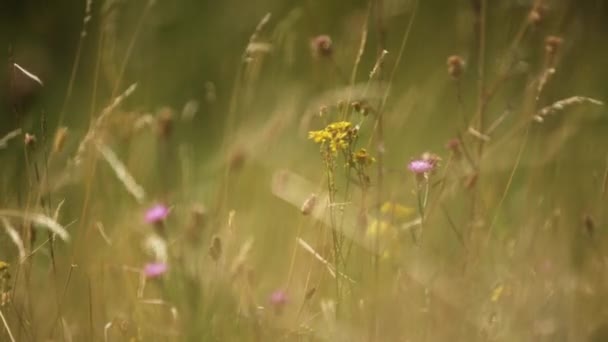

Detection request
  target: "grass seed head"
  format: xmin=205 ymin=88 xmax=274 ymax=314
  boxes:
xmin=52 ymin=126 xmax=69 ymax=154
xmin=445 ymin=137 xmax=461 ymax=158
xmin=447 ymin=55 xmax=465 ymax=79
xmin=301 ymin=193 xmax=317 ymax=216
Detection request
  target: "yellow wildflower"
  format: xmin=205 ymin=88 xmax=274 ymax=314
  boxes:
xmin=308 ymin=121 xmax=358 ymax=154
xmin=380 ymin=202 xmax=415 ymax=220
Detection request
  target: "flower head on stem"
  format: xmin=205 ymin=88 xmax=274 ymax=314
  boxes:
xmin=145 ymin=204 xmax=170 ymax=238
xmin=407 ymin=159 xmax=434 ymax=175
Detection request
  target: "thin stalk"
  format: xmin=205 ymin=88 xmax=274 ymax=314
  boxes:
xmin=0 ymin=308 xmax=16 ymax=342
xmin=370 ymin=0 xmax=387 ymax=339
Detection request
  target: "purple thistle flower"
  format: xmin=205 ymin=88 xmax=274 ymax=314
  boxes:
xmin=143 ymin=262 xmax=168 ymax=279
xmin=145 ymin=204 xmax=170 ymax=224
xmin=407 ymin=159 xmax=434 ymax=174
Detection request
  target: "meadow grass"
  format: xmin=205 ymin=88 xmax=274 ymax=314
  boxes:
xmin=1 ymin=1 xmax=607 ymax=341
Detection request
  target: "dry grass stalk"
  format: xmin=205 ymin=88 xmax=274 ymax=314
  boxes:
xmin=1 ymin=218 xmax=25 ymax=261
xmin=73 ymin=83 xmax=137 ymax=165
xmin=0 ymin=129 xmax=22 ymax=149
xmin=13 ymin=63 xmax=44 ymax=86
xmin=96 ymin=222 xmax=112 ymax=246
xmin=369 ymin=49 xmax=388 ymax=79
xmin=536 ymin=67 xmax=555 ymax=100
xmin=53 ymin=199 xmax=65 ymax=222
xmin=230 ymin=238 xmax=254 ymax=278
xmin=0 ymin=307 xmax=16 ymax=342
xmin=534 ymin=96 xmax=604 ymax=122
xmin=467 ymin=126 xmax=491 ymax=142
xmin=296 ymin=237 xmax=355 ymax=283
xmin=0 ymin=210 xmax=70 ymax=241
xmin=95 ymin=140 xmax=146 ymax=203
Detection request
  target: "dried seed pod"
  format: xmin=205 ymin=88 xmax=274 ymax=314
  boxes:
xmin=228 ymin=146 xmax=247 ymax=172
xmin=445 ymin=138 xmax=462 ymax=158
xmin=583 ymin=214 xmax=595 ymax=237
xmin=545 ymin=36 xmax=563 ymax=56
xmin=318 ymin=105 xmax=329 ymax=117
xmin=187 ymin=204 xmax=208 ymax=241
xmin=300 ymin=193 xmax=317 ymax=216
xmin=24 ymin=133 xmax=36 ymax=147
xmin=447 ymin=55 xmax=465 ymax=80
xmin=157 ymin=107 xmax=174 ymax=139
xmin=528 ymin=8 xmax=541 ymax=23
xmin=209 ymin=235 xmax=222 ymax=261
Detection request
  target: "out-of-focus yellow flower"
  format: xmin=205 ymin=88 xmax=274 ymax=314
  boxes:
xmin=491 ymin=283 xmax=505 ymax=302
xmin=366 ymin=218 xmax=390 ymax=237
xmin=380 ymin=201 xmax=415 ymax=220
xmin=352 ymin=148 xmax=375 ymax=167
xmin=365 ymin=219 xmax=400 ymax=261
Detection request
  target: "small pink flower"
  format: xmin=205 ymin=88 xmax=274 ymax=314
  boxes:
xmin=143 ymin=262 xmax=168 ymax=279
xmin=407 ymin=159 xmax=434 ymax=174
xmin=145 ymin=204 xmax=170 ymax=224
xmin=269 ymin=289 xmax=288 ymax=313
xmin=310 ymin=35 xmax=333 ymax=58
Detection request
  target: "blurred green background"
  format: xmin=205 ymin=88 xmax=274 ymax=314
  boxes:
xmin=1 ymin=0 xmax=608 ymax=341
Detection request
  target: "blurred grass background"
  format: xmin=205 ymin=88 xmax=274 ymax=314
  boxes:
xmin=1 ymin=0 xmax=608 ymax=341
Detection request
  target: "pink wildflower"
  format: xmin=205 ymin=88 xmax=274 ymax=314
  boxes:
xmin=143 ymin=262 xmax=168 ymax=279
xmin=269 ymin=289 xmax=288 ymax=314
xmin=407 ymin=159 xmax=434 ymax=174
xmin=145 ymin=204 xmax=170 ymax=224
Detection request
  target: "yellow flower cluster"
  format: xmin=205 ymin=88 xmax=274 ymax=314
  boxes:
xmin=308 ymin=121 xmax=358 ymax=153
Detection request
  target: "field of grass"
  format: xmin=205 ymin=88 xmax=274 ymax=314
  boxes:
xmin=1 ymin=0 xmax=608 ymax=341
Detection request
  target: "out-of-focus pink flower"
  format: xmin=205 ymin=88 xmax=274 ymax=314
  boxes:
xmin=143 ymin=262 xmax=168 ymax=279
xmin=407 ymin=159 xmax=434 ymax=174
xmin=269 ymin=289 xmax=288 ymax=313
xmin=310 ymin=35 xmax=333 ymax=58
xmin=145 ymin=204 xmax=170 ymax=224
